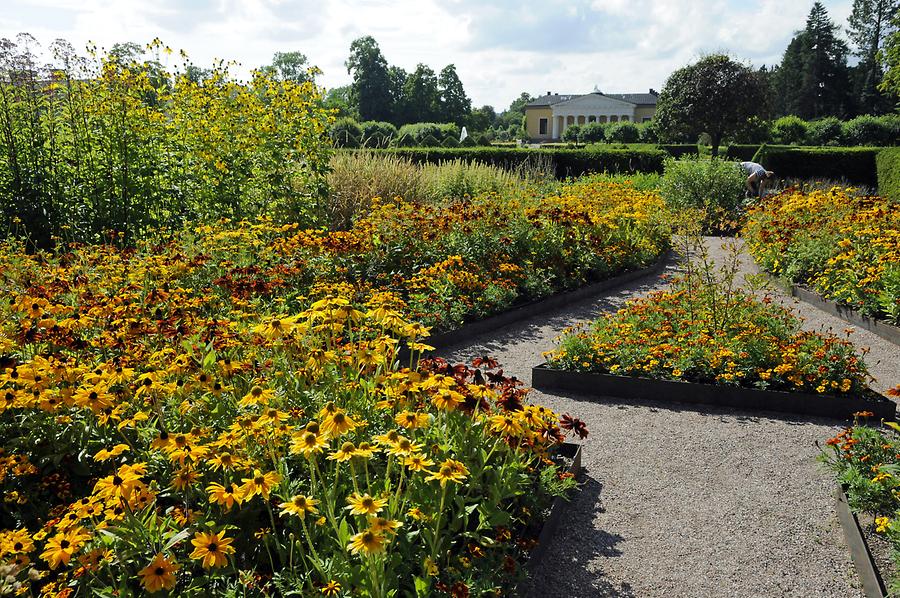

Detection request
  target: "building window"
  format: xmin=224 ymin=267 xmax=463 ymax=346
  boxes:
xmin=539 ymin=118 xmax=548 ymax=135
xmin=643 ymin=117 xmax=652 ymax=123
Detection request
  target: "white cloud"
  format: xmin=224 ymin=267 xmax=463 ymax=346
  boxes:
xmin=2 ymin=0 xmax=857 ymax=110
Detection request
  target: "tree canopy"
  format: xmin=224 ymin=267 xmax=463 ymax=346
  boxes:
xmin=655 ymin=54 xmax=769 ymax=156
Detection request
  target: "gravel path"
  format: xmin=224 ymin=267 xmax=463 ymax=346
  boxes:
xmin=441 ymin=237 xmax=900 ymax=598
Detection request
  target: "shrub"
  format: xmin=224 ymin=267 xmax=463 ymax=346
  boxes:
xmin=419 ymin=133 xmax=442 ymax=147
xmin=659 ymin=157 xmax=746 ymax=231
xmin=754 ymin=146 xmax=880 ymax=186
xmin=842 ymin=115 xmax=895 ymax=146
xmin=724 ymin=144 xmax=764 ymax=162
xmin=562 ymin=124 xmax=582 ymax=143
xmin=805 ymin=117 xmax=844 ymax=146
xmin=770 ymin=116 xmax=809 ymax=145
xmin=460 ymin=135 xmax=477 ymax=147
xmin=392 ymin=132 xmax=416 ymax=147
xmin=658 ymin=144 xmax=700 ymax=158
xmin=606 ymin=122 xmax=640 ymax=144
xmin=877 ymin=147 xmax=900 ymax=203
xmin=442 ymin=136 xmax=460 ymax=148
xmin=359 ymin=120 xmax=398 ymax=148
xmin=330 ymin=118 xmax=363 ymax=148
xmin=637 ymin=121 xmax=660 ymax=143
xmin=580 ymin=122 xmax=606 ymax=143
xmin=398 ymin=122 xmax=460 ymax=143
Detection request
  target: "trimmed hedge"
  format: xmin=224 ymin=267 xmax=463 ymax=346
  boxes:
xmin=658 ymin=144 xmax=700 ymax=158
xmin=723 ymin=144 xmax=796 ymax=162
xmin=359 ymin=147 xmax=667 ymax=177
xmin=877 ymin=147 xmax=900 ymax=203
xmin=755 ymin=146 xmax=880 ymax=186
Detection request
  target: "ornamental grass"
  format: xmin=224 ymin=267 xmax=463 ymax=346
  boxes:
xmin=0 ymin=227 xmax=594 ymax=595
xmin=744 ymin=186 xmax=900 ymax=324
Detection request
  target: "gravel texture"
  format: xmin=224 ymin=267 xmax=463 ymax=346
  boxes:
xmin=440 ymin=238 xmax=900 ymax=598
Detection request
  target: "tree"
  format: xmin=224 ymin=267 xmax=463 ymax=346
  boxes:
xmin=438 ymin=64 xmax=471 ymax=125
xmin=848 ymin=0 xmax=899 ymax=114
xmin=466 ymin=105 xmax=497 ymax=132
xmin=776 ymin=3 xmax=853 ymax=119
xmin=323 ymin=85 xmax=356 ymax=119
xmin=401 ymin=64 xmax=440 ymax=124
xmin=387 ymin=66 xmax=407 ymax=124
xmin=345 ymin=36 xmax=394 ymax=122
xmin=497 ymin=92 xmax=533 ymax=128
xmin=877 ymin=10 xmax=900 ymax=102
xmin=655 ymin=54 xmax=769 ymax=157
xmin=261 ymin=51 xmax=316 ymax=83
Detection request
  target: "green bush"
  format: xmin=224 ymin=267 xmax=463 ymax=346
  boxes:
xmin=398 ymin=122 xmax=460 ymax=143
xmin=805 ymin=117 xmax=843 ymax=146
xmin=842 ymin=115 xmax=896 ymax=146
xmin=460 ymin=135 xmax=477 ymax=147
xmin=771 ymin=116 xmax=809 ymax=145
xmin=359 ymin=121 xmax=398 ymax=148
xmin=392 ymin=132 xmax=415 ymax=147
xmin=658 ymin=144 xmax=700 ymax=158
xmin=755 ymin=146 xmax=880 ymax=186
xmin=659 ymin=157 xmax=746 ymax=231
xmin=442 ymin=136 xmax=459 ymax=148
xmin=580 ymin=122 xmax=606 ymax=143
xmin=369 ymin=147 xmax=667 ymax=178
xmin=724 ymin=144 xmax=764 ymax=161
xmin=562 ymin=124 xmax=582 ymax=143
xmin=637 ymin=121 xmax=659 ymax=143
xmin=418 ymin=133 xmax=441 ymax=147
xmin=877 ymin=147 xmax=900 ymax=203
xmin=606 ymin=122 xmax=640 ymax=144
xmin=330 ymin=117 xmax=363 ymax=148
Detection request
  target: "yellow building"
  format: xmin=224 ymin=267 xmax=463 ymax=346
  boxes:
xmin=525 ymin=90 xmax=659 ymax=142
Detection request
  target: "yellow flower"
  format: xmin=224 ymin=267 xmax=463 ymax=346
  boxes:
xmin=93 ymin=443 xmax=130 ymax=461
xmin=291 ymin=431 xmax=328 ymax=457
xmin=407 ymin=507 xmax=430 ymax=522
xmin=328 ymin=441 xmax=357 ymax=462
xmin=189 ymin=531 xmax=235 ymax=568
xmin=347 ymin=529 xmax=385 ymax=555
xmin=207 ymin=482 xmax=243 ymax=511
xmin=395 ymin=410 xmax=431 ymax=429
xmin=489 ymin=414 xmax=523 ymax=436
xmin=403 ymin=453 xmax=434 ymax=472
xmin=387 ymin=436 xmax=421 ymax=457
xmin=279 ymin=494 xmax=320 ymax=519
xmin=320 ymin=409 xmax=360 ymax=438
xmin=321 ymin=580 xmax=342 ymax=596
xmin=240 ymin=469 xmax=282 ymax=500
xmin=368 ymin=517 xmax=402 ymax=535
xmin=40 ymin=529 xmax=89 ymax=569
xmin=425 ymin=459 xmax=469 ymax=487
xmin=239 ymin=384 xmax=275 ymax=407
xmin=876 ymin=516 xmax=891 ymax=533
xmin=138 ymin=553 xmax=179 ymax=593
xmin=346 ymin=492 xmax=388 ymax=516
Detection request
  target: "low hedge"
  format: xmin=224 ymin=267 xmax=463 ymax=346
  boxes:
xmin=877 ymin=147 xmax=900 ymax=203
xmin=723 ymin=144 xmax=796 ymax=162
xmin=658 ymin=144 xmax=700 ymax=158
xmin=755 ymin=146 xmax=881 ymax=186
xmin=365 ymin=147 xmax=667 ymax=177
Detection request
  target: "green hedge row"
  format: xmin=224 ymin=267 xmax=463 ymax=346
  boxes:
xmin=723 ymin=144 xmax=795 ymax=162
xmin=877 ymin=148 xmax=900 ymax=203
xmin=753 ymin=146 xmax=881 ymax=186
xmin=364 ymin=147 xmax=667 ymax=177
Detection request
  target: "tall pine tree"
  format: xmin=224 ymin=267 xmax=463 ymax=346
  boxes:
xmin=847 ymin=0 xmax=899 ymax=114
xmin=776 ymin=3 xmax=853 ymax=119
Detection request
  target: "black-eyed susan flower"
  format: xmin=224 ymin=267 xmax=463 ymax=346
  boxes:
xmin=320 ymin=410 xmax=360 ymax=438
xmin=290 ymin=431 xmax=327 ymax=457
xmin=138 ymin=553 xmax=179 ymax=593
xmin=345 ymin=492 xmax=387 ymax=516
xmin=279 ymin=494 xmax=319 ymax=519
xmin=395 ymin=410 xmax=430 ymax=429
xmin=207 ymin=482 xmax=243 ymax=511
xmin=189 ymin=531 xmax=235 ymax=569
xmin=328 ymin=441 xmax=357 ymax=462
xmin=240 ymin=469 xmax=281 ymax=500
xmin=403 ymin=453 xmax=434 ymax=472
xmin=347 ymin=529 xmax=385 ymax=555
xmin=425 ymin=460 xmax=469 ymax=486
xmin=321 ymin=580 xmax=341 ymax=595
xmin=367 ymin=517 xmax=401 ymax=535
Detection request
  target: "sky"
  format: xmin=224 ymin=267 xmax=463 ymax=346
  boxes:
xmin=2 ymin=0 xmax=856 ymax=110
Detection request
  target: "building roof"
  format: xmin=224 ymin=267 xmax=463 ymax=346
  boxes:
xmin=526 ymin=91 xmax=658 ymax=108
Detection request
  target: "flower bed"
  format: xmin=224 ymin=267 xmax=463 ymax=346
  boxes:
xmin=822 ymin=409 xmax=900 ymax=595
xmin=744 ymin=186 xmax=900 ymax=326
xmin=0 ymin=223 xmax=599 ymax=595
xmin=541 ymin=279 xmax=888 ymax=418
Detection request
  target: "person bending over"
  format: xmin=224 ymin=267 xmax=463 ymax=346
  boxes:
xmin=740 ymin=161 xmax=775 ymax=198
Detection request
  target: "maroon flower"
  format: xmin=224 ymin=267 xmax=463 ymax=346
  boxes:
xmin=560 ymin=414 xmax=589 ymax=439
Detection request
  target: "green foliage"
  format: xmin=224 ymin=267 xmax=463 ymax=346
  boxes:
xmin=605 ymin=122 xmax=640 ymax=144
xmin=842 ymin=114 xmax=900 ymax=145
xmin=774 ymin=3 xmax=854 ymax=119
xmin=346 ymin=36 xmax=394 ymax=122
xmin=0 ymin=36 xmax=332 ymax=247
xmin=847 ymin=0 xmax=900 ymax=114
xmin=398 ymin=122 xmax=460 ymax=143
xmin=442 ymin=136 xmax=459 ymax=148
xmin=659 ymin=157 xmax=747 ymax=231
xmin=330 ymin=117 xmax=363 ymax=148
xmin=359 ymin=120 xmax=398 ymax=148
xmin=260 ymin=50 xmax=316 ymax=83
xmin=419 ymin=133 xmax=442 ymax=147
xmin=877 ymin=147 xmax=900 ymax=202
xmin=771 ymin=116 xmax=809 ymax=144
xmin=580 ymin=122 xmax=606 ymax=143
xmin=805 ymin=117 xmax=845 ymax=145
xmin=655 ymin=54 xmax=770 ymax=156
xmin=637 ymin=121 xmax=660 ymax=143
xmin=460 ymin=135 xmax=476 ymax=147
xmin=562 ymin=124 xmax=582 ymax=143
xmin=438 ymin=64 xmax=471 ymax=125
xmin=755 ymin=146 xmax=881 ymax=185
xmin=658 ymin=144 xmax=700 ymax=158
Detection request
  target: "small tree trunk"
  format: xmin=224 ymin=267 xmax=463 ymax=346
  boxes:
xmin=711 ymin=133 xmax=722 ymax=158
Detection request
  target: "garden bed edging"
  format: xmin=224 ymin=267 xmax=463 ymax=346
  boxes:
xmin=836 ymin=485 xmax=888 ymax=598
xmin=531 ymin=364 xmax=896 ymax=421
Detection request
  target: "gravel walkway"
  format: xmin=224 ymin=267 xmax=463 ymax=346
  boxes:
xmin=441 ymin=237 xmax=900 ymax=598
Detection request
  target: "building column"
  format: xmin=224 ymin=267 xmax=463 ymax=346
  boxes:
xmin=560 ymin=115 xmax=567 ymax=138
xmin=551 ymin=114 xmax=559 ymax=139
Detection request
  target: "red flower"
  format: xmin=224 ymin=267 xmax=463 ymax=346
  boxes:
xmin=560 ymin=414 xmax=589 ymax=439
